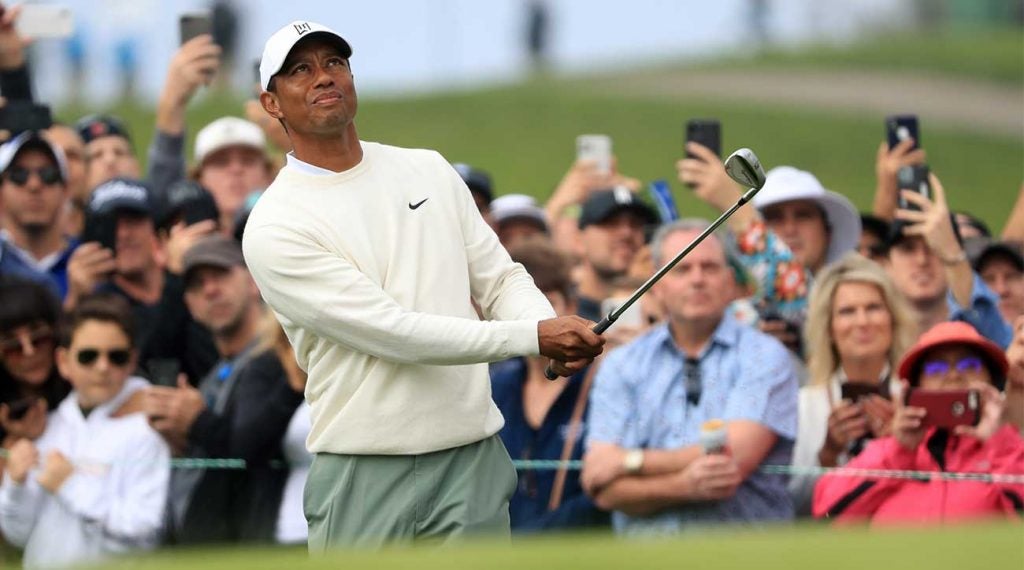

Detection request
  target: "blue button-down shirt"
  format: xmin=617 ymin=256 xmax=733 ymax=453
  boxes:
xmin=949 ymin=273 xmax=1012 ymax=349
xmin=586 ymin=312 xmax=798 ymax=534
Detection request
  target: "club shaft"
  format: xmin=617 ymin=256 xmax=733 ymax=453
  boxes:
xmin=545 ymin=186 xmax=758 ymax=380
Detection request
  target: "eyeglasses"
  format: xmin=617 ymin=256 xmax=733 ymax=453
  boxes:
xmin=684 ymin=357 xmax=702 ymax=406
xmin=75 ymin=348 xmax=132 ymax=367
xmin=921 ymin=356 xmax=984 ymax=377
xmin=0 ymin=328 xmax=55 ymax=358
xmin=5 ymin=165 xmax=63 ymax=186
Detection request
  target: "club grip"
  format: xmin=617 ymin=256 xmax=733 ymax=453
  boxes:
xmin=544 ymin=317 xmax=614 ymax=381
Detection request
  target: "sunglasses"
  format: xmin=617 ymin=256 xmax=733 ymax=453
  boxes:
xmin=5 ymin=165 xmax=63 ymax=186
xmin=0 ymin=328 xmax=54 ymax=358
xmin=75 ymin=348 xmax=132 ymax=367
xmin=921 ymin=356 xmax=984 ymax=377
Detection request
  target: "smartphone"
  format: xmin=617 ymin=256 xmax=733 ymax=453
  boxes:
xmin=897 ymin=164 xmax=931 ymax=211
xmin=147 ymin=358 xmax=181 ymax=388
xmin=179 ymin=11 xmax=212 ymax=44
xmin=5 ymin=397 xmax=36 ymax=421
xmin=576 ymin=134 xmax=612 ymax=176
xmin=685 ymin=119 xmax=721 ymax=160
xmin=14 ymin=4 xmax=74 ymax=40
xmin=0 ymin=101 xmax=52 ymax=137
xmin=840 ymin=383 xmax=884 ymax=402
xmin=601 ymin=296 xmax=644 ymax=328
xmin=886 ymin=114 xmax=920 ymax=150
xmin=905 ymin=388 xmax=980 ymax=429
xmin=81 ymin=211 xmax=118 ymax=253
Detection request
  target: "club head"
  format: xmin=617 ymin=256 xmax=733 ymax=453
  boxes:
xmin=724 ymin=148 xmax=767 ymax=191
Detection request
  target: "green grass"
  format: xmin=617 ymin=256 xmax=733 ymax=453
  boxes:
xmin=687 ymin=27 xmax=1024 ymax=86
xmin=57 ymin=29 xmax=1023 ymax=234
xmin=100 ymin=522 xmax=1023 ymax=570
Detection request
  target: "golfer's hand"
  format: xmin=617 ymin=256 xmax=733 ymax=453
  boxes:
xmin=538 ymin=316 xmax=605 ymax=363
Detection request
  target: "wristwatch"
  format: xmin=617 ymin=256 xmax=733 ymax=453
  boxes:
xmin=623 ymin=449 xmax=644 ymax=475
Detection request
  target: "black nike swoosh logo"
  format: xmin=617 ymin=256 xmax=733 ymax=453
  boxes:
xmin=409 ymin=198 xmax=429 ymax=210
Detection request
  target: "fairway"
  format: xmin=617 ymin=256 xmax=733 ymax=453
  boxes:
xmin=102 ymin=522 xmax=1023 ymax=570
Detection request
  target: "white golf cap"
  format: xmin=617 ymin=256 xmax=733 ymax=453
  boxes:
xmin=194 ymin=117 xmax=266 ymax=164
xmin=752 ymin=166 xmax=861 ymax=265
xmin=491 ymin=194 xmax=548 ymax=231
xmin=259 ymin=21 xmax=353 ymax=90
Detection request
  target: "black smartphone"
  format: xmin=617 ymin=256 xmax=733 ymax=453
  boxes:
xmin=0 ymin=101 xmax=52 ymax=137
xmin=897 ymin=164 xmax=931 ymax=211
xmin=5 ymin=397 xmax=36 ymax=420
xmin=179 ymin=12 xmax=212 ymax=45
xmin=81 ymin=211 xmax=118 ymax=252
xmin=841 ymin=383 xmax=884 ymax=402
xmin=886 ymin=114 xmax=920 ymax=150
xmin=685 ymin=119 xmax=721 ymax=160
xmin=147 ymin=358 xmax=181 ymax=388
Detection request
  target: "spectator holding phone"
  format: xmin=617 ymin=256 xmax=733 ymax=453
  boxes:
xmin=885 ymin=173 xmax=1012 ymax=348
xmin=0 ymin=277 xmax=69 ymax=449
xmin=789 ymin=253 xmax=917 ymax=514
xmin=145 ymin=235 xmax=300 ymax=544
xmin=813 ymin=321 xmax=1024 ymax=524
xmin=66 ymin=178 xmax=218 ymax=385
xmin=0 ymin=293 xmax=169 ymax=568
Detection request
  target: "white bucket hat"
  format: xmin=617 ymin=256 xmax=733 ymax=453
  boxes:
xmin=752 ymin=166 xmax=861 ymax=265
xmin=491 ymin=194 xmax=548 ymax=231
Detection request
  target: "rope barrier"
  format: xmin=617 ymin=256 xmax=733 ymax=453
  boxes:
xmin=2 ymin=448 xmax=1022 ymax=483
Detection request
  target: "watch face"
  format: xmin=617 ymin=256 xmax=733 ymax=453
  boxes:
xmin=624 ymin=449 xmax=644 ymax=474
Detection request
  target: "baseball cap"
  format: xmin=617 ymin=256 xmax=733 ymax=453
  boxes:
xmin=965 ymin=237 xmax=1024 ymax=273
xmin=578 ymin=187 xmax=658 ymax=230
xmin=86 ymin=178 xmax=154 ymax=218
xmin=897 ymin=321 xmax=1008 ymax=388
xmin=158 ymin=180 xmax=220 ymax=231
xmin=753 ymin=166 xmax=861 ymax=265
xmin=0 ymin=130 xmax=68 ymax=182
xmin=491 ymin=194 xmax=547 ymax=231
xmin=259 ymin=21 xmax=353 ymax=91
xmin=194 ymin=117 xmax=266 ymax=164
xmin=182 ymin=234 xmax=246 ymax=284
xmin=75 ymin=114 xmax=131 ymax=145
xmin=452 ymin=163 xmax=493 ymax=205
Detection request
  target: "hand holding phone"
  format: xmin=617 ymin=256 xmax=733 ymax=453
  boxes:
xmin=896 ymin=164 xmax=931 ymax=211
xmin=840 ymin=383 xmax=884 ymax=403
xmin=905 ymin=388 xmax=980 ymax=430
xmin=0 ymin=102 xmax=52 ymax=138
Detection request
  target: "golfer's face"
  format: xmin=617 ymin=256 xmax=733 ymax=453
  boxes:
xmin=653 ymin=229 xmax=735 ymax=324
xmin=267 ymin=38 xmax=357 ymax=135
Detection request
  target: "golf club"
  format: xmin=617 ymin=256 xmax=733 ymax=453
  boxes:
xmin=545 ymin=147 xmax=768 ymax=380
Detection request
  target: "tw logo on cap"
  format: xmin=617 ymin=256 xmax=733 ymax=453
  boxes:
xmin=294 ymin=22 xmax=311 ymax=35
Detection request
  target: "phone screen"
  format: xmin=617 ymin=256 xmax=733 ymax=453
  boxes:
xmin=685 ymin=119 xmax=721 ymax=159
xmin=81 ymin=212 xmax=118 ymax=253
xmin=897 ymin=164 xmax=931 ymax=211
xmin=15 ymin=5 xmax=74 ymax=39
xmin=576 ymin=134 xmax=612 ymax=176
xmin=179 ymin=12 xmax=212 ymax=44
xmin=886 ymin=115 xmax=920 ymax=150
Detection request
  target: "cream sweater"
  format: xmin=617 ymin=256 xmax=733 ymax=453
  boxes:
xmin=242 ymin=141 xmax=555 ymax=455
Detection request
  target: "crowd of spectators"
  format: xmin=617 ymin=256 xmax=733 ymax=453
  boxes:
xmin=0 ymin=4 xmax=1021 ymax=567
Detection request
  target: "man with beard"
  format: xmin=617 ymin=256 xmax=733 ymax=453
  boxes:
xmin=65 ymin=178 xmax=218 ymax=384
xmin=573 ymin=187 xmax=658 ymax=322
xmin=143 ymin=234 xmax=301 ymax=543
xmin=0 ymin=132 xmax=75 ymax=296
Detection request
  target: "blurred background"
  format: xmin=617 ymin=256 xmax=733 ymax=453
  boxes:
xmin=26 ymin=0 xmax=1023 ymax=231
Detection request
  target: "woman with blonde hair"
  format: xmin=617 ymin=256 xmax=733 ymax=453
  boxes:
xmin=789 ymin=253 xmax=918 ymax=514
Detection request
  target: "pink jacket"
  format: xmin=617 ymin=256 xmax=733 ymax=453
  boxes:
xmin=813 ymin=425 xmax=1024 ymax=524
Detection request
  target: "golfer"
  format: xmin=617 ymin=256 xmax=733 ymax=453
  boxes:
xmin=242 ymin=21 xmax=605 ymax=550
